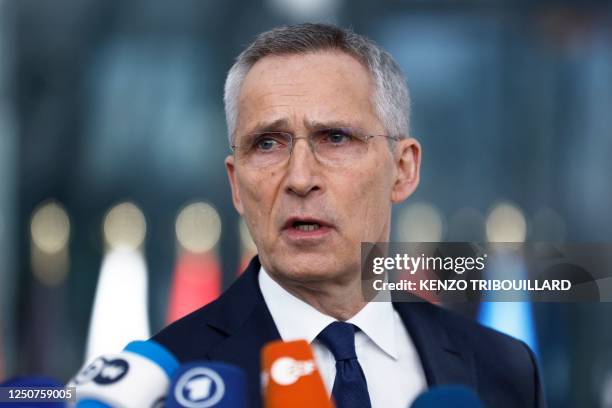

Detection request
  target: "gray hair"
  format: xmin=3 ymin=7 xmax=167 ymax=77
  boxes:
xmin=223 ymin=23 xmax=411 ymax=144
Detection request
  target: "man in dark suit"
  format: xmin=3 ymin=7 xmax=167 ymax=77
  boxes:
xmin=154 ymin=23 xmax=546 ymax=407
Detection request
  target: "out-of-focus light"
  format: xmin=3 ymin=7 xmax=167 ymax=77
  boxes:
xmin=85 ymin=248 xmax=150 ymax=361
xmin=486 ymin=201 xmax=527 ymax=243
xmin=30 ymin=201 xmax=70 ymax=254
xmin=478 ymin=301 xmax=538 ymax=355
xmin=267 ymin=0 xmax=342 ymax=21
xmin=239 ymin=217 xmax=256 ymax=253
xmin=532 ymin=207 xmax=566 ymax=241
xmin=30 ymin=201 xmax=70 ymax=286
xmin=478 ymin=252 xmax=538 ymax=355
xmin=175 ymin=202 xmax=221 ymax=253
xmin=103 ymin=202 xmax=146 ymax=250
xmin=396 ymin=202 xmax=444 ymax=242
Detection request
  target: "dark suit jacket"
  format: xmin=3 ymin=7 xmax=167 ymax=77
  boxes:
xmin=153 ymin=256 xmax=546 ymax=408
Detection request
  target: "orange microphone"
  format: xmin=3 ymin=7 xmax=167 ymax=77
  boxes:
xmin=261 ymin=339 xmax=335 ymax=408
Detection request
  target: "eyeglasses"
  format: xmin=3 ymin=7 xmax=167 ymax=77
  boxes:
xmin=231 ymin=127 xmax=400 ymax=168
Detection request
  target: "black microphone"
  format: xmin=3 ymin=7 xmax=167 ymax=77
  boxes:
xmin=410 ymin=385 xmax=484 ymax=408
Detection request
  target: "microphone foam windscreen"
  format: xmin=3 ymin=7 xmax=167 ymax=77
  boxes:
xmin=410 ymin=385 xmax=484 ymax=408
xmin=68 ymin=340 xmax=178 ymax=407
xmin=166 ymin=361 xmax=246 ymax=408
xmin=261 ymin=339 xmax=334 ymax=408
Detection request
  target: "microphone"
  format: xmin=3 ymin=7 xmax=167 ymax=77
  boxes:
xmin=165 ymin=361 xmax=246 ymax=407
xmin=67 ymin=339 xmax=179 ymax=407
xmin=0 ymin=376 xmax=65 ymax=407
xmin=261 ymin=339 xmax=334 ymax=408
xmin=410 ymin=385 xmax=484 ymax=408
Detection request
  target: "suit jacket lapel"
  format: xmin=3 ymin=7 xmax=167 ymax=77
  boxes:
xmin=204 ymin=256 xmax=281 ymax=406
xmin=394 ymin=302 xmax=477 ymax=389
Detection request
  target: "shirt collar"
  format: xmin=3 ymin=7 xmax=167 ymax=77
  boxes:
xmin=258 ymin=266 xmax=398 ymax=359
xmin=347 ymin=295 xmax=398 ymax=359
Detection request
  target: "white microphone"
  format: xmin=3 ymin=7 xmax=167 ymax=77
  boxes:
xmin=68 ymin=340 xmax=179 ymax=408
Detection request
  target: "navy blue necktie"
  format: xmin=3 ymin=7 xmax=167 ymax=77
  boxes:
xmin=317 ymin=321 xmax=372 ymax=408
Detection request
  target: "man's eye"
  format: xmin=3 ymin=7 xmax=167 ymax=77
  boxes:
xmin=256 ymin=138 xmax=278 ymax=150
xmin=253 ymin=135 xmax=287 ymax=151
xmin=322 ymin=129 xmax=353 ymax=145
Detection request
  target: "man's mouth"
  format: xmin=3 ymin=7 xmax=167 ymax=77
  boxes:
xmin=281 ymin=217 xmax=334 ymax=242
xmin=283 ymin=217 xmax=332 ymax=230
xmin=292 ymin=221 xmax=322 ymax=232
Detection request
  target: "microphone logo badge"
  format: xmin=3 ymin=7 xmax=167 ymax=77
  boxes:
xmin=174 ymin=367 xmax=226 ymax=408
xmin=151 ymin=396 xmax=166 ymax=408
xmin=270 ymin=357 xmax=315 ymax=386
xmin=73 ymin=357 xmax=130 ymax=385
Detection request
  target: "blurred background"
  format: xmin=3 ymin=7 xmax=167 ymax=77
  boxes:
xmin=0 ymin=0 xmax=611 ymax=406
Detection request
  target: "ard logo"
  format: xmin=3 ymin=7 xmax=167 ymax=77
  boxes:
xmin=174 ymin=368 xmax=225 ymax=408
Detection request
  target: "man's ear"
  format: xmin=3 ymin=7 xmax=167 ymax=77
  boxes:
xmin=391 ymin=137 xmax=421 ymax=203
xmin=225 ymin=155 xmax=245 ymax=215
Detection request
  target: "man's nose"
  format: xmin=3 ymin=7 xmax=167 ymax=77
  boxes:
xmin=285 ymin=137 xmax=321 ymax=197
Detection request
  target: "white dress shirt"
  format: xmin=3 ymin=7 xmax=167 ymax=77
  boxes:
xmin=259 ymin=267 xmax=426 ymax=408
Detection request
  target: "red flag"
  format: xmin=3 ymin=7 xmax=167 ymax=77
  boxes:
xmin=166 ymin=251 xmax=221 ymax=324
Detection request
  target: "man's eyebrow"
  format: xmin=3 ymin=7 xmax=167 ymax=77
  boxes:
xmin=246 ymin=118 xmax=291 ymax=134
xmin=303 ymin=119 xmax=357 ymax=130
xmin=242 ymin=118 xmax=359 ymax=137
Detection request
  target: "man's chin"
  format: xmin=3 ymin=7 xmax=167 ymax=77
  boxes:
xmin=263 ymin=251 xmax=348 ymax=283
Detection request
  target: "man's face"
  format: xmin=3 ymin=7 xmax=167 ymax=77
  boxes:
xmin=226 ymin=51 xmax=420 ymax=283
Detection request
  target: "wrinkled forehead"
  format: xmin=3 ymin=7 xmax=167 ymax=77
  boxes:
xmin=235 ymin=50 xmax=380 ymax=137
